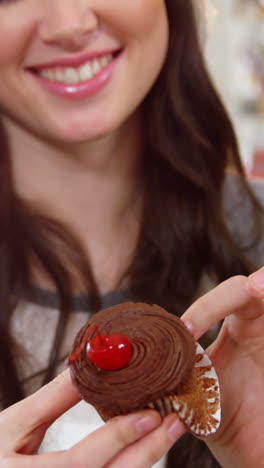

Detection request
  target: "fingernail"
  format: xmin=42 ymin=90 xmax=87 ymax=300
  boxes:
xmin=165 ymin=416 xmax=185 ymax=442
xmin=53 ymin=368 xmax=69 ymax=383
xmin=249 ymin=269 xmax=264 ymax=291
xmin=135 ymin=414 xmax=160 ymax=435
xmin=183 ymin=320 xmax=195 ymax=337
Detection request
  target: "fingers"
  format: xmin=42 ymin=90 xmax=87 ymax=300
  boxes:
xmin=0 ymin=369 xmax=80 ymax=443
xmin=181 ymin=271 xmax=264 ymax=340
xmin=27 ymin=369 xmax=80 ymax=424
xmin=68 ymin=410 xmax=163 ymax=468
xmin=25 ymin=368 xmax=80 ymax=425
xmin=108 ymin=414 xmax=186 ymax=468
xmin=2 ymin=412 xmax=185 ymax=468
xmin=247 ymin=267 xmax=264 ymax=298
xmin=1 ymin=451 xmax=68 ymax=468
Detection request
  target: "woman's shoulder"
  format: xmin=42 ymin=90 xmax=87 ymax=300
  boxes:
xmin=223 ymin=172 xmax=264 ymax=267
xmin=223 ymin=172 xmax=264 ymax=218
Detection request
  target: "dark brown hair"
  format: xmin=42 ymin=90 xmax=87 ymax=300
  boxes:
xmin=0 ymin=0 xmax=262 ymax=466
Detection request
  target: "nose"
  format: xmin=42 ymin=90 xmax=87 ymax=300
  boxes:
xmin=38 ymin=0 xmax=98 ymax=51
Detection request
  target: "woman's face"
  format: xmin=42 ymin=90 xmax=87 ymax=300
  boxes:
xmin=0 ymin=0 xmax=169 ymax=143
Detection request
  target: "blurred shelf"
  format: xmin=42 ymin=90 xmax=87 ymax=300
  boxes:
xmin=205 ymin=0 xmax=264 ymax=174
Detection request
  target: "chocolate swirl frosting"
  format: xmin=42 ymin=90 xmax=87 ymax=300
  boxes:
xmin=70 ymin=302 xmax=196 ymax=420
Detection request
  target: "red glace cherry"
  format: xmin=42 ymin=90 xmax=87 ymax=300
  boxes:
xmin=87 ymin=333 xmax=132 ymax=370
xmin=67 ymin=325 xmax=132 ymax=370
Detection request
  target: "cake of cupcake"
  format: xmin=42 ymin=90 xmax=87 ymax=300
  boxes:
xmin=68 ymin=302 xmax=221 ymax=437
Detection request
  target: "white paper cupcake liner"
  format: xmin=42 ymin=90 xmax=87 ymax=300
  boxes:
xmin=147 ymin=343 xmax=221 ymax=437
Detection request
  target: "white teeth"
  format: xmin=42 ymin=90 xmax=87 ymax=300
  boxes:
xmin=79 ymin=63 xmax=93 ymax=81
xmin=41 ymin=69 xmax=55 ymax=80
xmin=55 ymin=68 xmax=65 ymax=83
xmin=49 ymin=70 xmax=56 ymax=80
xmin=40 ymin=70 xmax=50 ymax=79
xmin=100 ymin=55 xmax=109 ymax=67
xmin=38 ymin=53 xmax=114 ymax=84
xmin=64 ymin=67 xmax=79 ymax=84
xmin=91 ymin=58 xmax=101 ymax=75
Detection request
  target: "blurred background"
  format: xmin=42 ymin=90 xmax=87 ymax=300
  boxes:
xmin=204 ymin=0 xmax=264 ymax=178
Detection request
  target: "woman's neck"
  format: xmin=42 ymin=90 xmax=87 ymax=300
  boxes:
xmin=6 ymin=114 xmax=143 ymax=292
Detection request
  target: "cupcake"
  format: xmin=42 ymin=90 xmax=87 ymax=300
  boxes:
xmin=68 ymin=302 xmax=221 ymax=437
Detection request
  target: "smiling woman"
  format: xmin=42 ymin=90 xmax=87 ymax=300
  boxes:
xmin=0 ymin=1 xmax=263 ymax=468
xmin=0 ymin=0 xmax=168 ymax=142
xmin=29 ymin=52 xmax=115 ymax=98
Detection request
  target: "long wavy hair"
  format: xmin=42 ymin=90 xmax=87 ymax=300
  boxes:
xmin=0 ymin=0 xmax=262 ymax=466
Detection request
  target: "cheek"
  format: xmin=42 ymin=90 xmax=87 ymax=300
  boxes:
xmin=123 ymin=1 xmax=168 ymax=89
xmin=102 ymin=0 xmax=168 ymax=49
xmin=106 ymin=0 xmax=169 ymax=88
xmin=0 ymin=32 xmax=21 ymax=67
xmin=0 ymin=17 xmax=33 ymax=68
xmin=122 ymin=0 xmax=167 ymax=33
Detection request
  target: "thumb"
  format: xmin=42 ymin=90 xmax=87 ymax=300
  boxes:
xmin=0 ymin=369 xmax=80 ymax=431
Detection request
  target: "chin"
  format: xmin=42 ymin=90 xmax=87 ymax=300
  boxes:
xmin=49 ymin=113 xmax=121 ymax=144
xmin=48 ymin=122 xmax=116 ymax=145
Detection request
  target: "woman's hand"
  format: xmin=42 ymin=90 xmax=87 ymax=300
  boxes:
xmin=182 ymin=266 xmax=264 ymax=468
xmin=0 ymin=368 xmax=185 ymax=468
